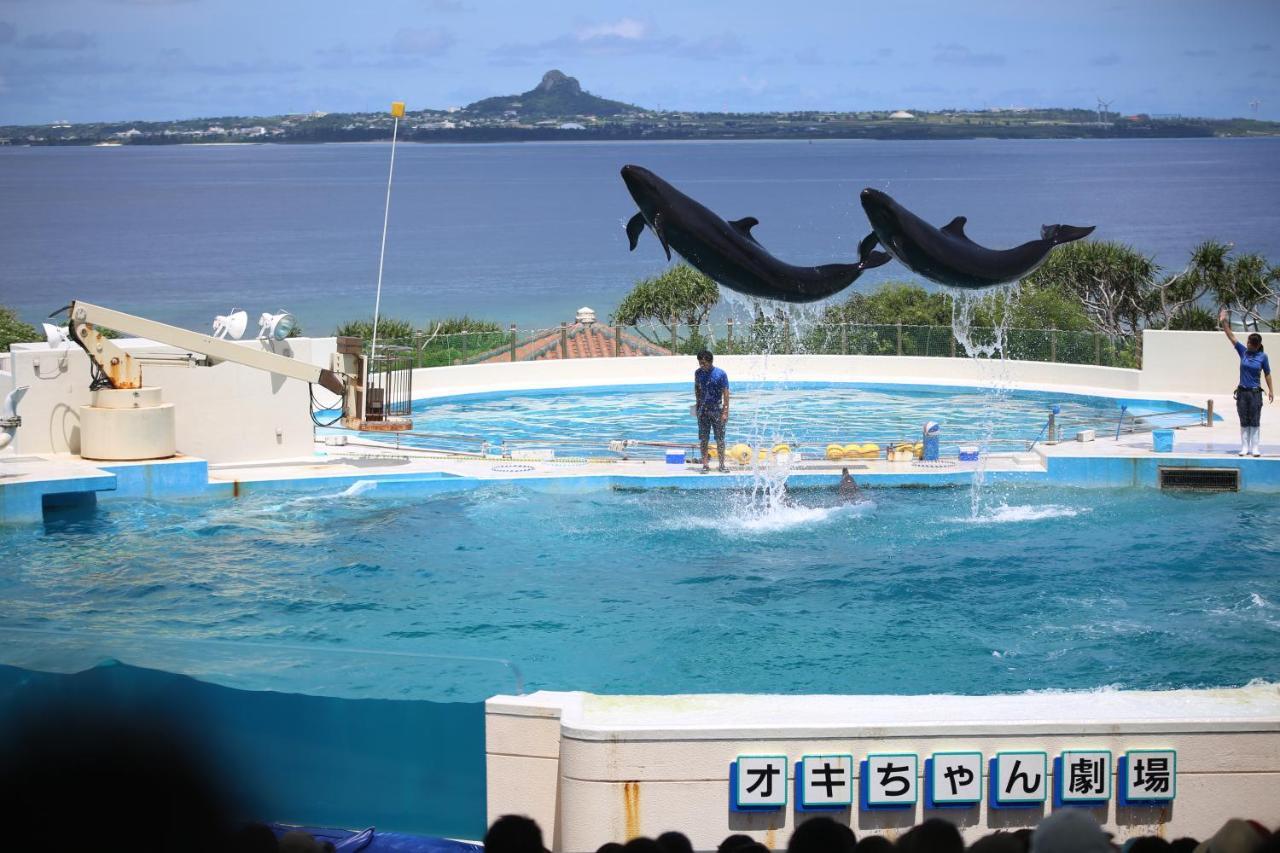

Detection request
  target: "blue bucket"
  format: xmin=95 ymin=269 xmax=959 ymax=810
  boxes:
xmin=666 ymin=450 xmax=686 ymax=465
xmin=923 ymin=421 xmax=941 ymax=461
xmin=1152 ymin=429 xmax=1174 ymax=453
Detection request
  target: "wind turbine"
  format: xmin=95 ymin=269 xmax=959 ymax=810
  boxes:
xmin=1096 ymin=97 xmax=1113 ymax=126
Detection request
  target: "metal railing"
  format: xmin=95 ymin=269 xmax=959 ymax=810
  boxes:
xmin=360 ymin=321 xmax=1139 ymax=369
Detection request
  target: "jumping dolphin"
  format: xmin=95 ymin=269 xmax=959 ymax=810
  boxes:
xmin=622 ymin=165 xmax=890 ymax=303
xmin=859 ymin=188 xmax=1096 ymax=290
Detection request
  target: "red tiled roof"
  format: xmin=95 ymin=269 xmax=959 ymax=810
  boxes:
xmin=472 ymin=323 xmax=672 ymax=363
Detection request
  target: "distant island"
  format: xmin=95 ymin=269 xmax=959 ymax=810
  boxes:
xmin=3 ymin=70 xmax=1278 ymax=146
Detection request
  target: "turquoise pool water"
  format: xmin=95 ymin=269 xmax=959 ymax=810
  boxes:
xmin=412 ymin=383 xmax=1201 ymax=451
xmin=4 ymin=481 xmax=1276 ymax=701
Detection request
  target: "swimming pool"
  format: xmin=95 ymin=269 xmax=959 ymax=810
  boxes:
xmin=6 ymin=480 xmax=1276 ymax=701
xmin=411 ymin=382 xmax=1202 ymax=452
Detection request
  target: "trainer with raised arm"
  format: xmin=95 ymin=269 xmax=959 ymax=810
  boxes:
xmin=694 ymin=350 xmax=730 ymax=473
xmin=1219 ymin=308 xmax=1273 ymax=457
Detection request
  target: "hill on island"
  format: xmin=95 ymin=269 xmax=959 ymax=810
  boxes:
xmin=463 ymin=70 xmax=642 ymax=118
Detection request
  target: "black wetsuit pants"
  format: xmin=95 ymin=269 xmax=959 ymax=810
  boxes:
xmin=1237 ymin=386 xmax=1263 ymax=428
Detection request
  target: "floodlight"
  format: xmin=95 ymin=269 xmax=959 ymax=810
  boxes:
xmin=258 ymin=311 xmax=296 ymax=341
xmin=42 ymin=322 xmax=71 ymax=348
xmin=212 ymin=309 xmax=249 ymax=340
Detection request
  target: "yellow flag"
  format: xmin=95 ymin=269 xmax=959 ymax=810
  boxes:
xmin=390 ymin=101 xmax=406 ymax=117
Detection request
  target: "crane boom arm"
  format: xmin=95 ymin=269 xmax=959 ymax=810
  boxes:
xmin=67 ymin=300 xmax=347 ymax=395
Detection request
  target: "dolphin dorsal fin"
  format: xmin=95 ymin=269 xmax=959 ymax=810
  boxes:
xmin=941 ymin=216 xmax=969 ymax=241
xmin=729 ymin=217 xmax=761 ymax=245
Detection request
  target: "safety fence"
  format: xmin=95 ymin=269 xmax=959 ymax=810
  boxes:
xmin=363 ymin=321 xmax=1139 ymax=370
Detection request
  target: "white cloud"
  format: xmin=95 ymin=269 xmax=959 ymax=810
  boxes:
xmin=576 ymin=18 xmax=647 ymax=42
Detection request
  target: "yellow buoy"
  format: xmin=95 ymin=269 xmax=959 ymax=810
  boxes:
xmin=772 ymin=443 xmax=791 ymax=456
xmin=859 ymin=442 xmax=881 ymax=459
xmin=708 ymin=447 xmax=719 ymax=459
xmin=730 ymin=443 xmax=752 ymax=465
xmin=826 ymin=443 xmax=844 ymax=460
xmin=842 ymin=443 xmax=861 ymax=459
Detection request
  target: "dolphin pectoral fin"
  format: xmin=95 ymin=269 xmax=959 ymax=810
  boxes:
xmin=729 ymin=217 xmax=761 ymax=245
xmin=1041 ymin=224 xmax=1096 ymax=245
xmin=653 ymin=211 xmax=672 ymax=261
xmin=626 ymin=212 xmax=646 ymax=251
xmin=941 ymin=216 xmax=970 ymax=241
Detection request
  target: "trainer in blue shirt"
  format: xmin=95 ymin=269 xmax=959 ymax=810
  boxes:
xmin=694 ymin=349 xmax=730 ymax=472
xmin=1219 ymin=308 xmax=1274 ymax=457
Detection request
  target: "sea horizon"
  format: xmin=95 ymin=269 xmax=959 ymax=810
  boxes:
xmin=3 ymin=136 xmax=1277 ymax=336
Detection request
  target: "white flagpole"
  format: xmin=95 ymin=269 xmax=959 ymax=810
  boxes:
xmin=370 ymin=102 xmax=404 ymax=363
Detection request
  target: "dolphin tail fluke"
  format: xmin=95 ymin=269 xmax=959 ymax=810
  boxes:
xmin=1041 ymin=224 xmax=1096 ymax=245
xmin=857 ymin=232 xmax=892 ymax=270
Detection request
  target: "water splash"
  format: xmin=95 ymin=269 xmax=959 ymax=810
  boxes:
xmin=949 ymin=284 xmax=1021 ymax=518
xmin=961 ymin=503 xmax=1085 ymax=524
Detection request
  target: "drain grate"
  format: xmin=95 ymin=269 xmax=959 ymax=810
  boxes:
xmin=1159 ymin=467 xmax=1239 ymax=492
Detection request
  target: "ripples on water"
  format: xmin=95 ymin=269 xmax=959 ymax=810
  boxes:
xmin=3 ymin=481 xmax=1277 ymax=700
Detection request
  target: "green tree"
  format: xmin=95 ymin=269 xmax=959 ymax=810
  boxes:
xmin=1025 ymin=241 xmax=1155 ymax=340
xmin=611 ymin=264 xmax=720 ymax=349
xmin=334 ymin=317 xmax=417 ymax=341
xmin=823 ymin=282 xmax=953 ymax=326
xmin=0 ymin=305 xmax=39 ymax=352
xmin=1168 ymin=306 xmax=1218 ymax=331
xmin=978 ymin=283 xmax=1091 ymax=331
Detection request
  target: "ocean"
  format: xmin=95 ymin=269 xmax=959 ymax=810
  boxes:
xmin=1 ymin=137 xmax=1277 ymax=336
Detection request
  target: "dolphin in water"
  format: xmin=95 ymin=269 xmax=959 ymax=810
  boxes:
xmin=859 ymin=188 xmax=1096 ymax=289
xmin=622 ymin=165 xmax=890 ymax=303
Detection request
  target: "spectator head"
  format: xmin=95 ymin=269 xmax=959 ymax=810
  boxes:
xmin=970 ymin=832 xmax=1028 ymax=853
xmin=0 ymin=706 xmax=238 ymax=853
xmin=1125 ymin=839 xmax=1172 ymax=853
xmin=898 ymin=818 xmax=963 ymax=853
xmin=1170 ymin=840 xmax=1201 ymax=853
xmin=788 ymin=816 xmax=855 ymax=853
xmin=278 ymin=831 xmax=334 ymax=853
xmin=230 ymin=823 xmax=279 ymax=853
xmin=624 ymin=839 xmax=665 ymax=853
xmin=658 ymin=832 xmax=695 ymax=853
xmin=1193 ymin=819 xmax=1270 ymax=853
xmin=1032 ymin=809 xmax=1113 ymax=853
xmin=853 ymin=835 xmax=895 ymax=853
xmin=697 ymin=350 xmax=713 ymax=365
xmin=484 ymin=815 xmax=547 ymax=853
xmin=739 ymin=845 xmax=771 ymax=853
xmin=597 ymin=845 xmax=626 ymax=853
xmin=718 ymin=834 xmax=755 ymax=853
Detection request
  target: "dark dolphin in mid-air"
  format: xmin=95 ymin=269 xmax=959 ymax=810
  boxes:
xmin=621 ymin=165 xmax=890 ymax=303
xmin=859 ymin=188 xmax=1095 ymax=290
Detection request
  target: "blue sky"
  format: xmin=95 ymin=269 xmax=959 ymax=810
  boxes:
xmin=0 ymin=0 xmax=1276 ymax=124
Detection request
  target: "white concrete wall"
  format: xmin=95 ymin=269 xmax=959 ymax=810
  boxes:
xmin=1140 ymin=330 xmax=1280 ymax=394
xmin=413 ymin=355 xmax=1145 ymax=403
xmin=412 ymin=330 xmax=1273 ymax=404
xmin=1 ymin=337 xmax=336 ymax=464
xmin=488 ymin=688 xmax=1280 ymax=852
